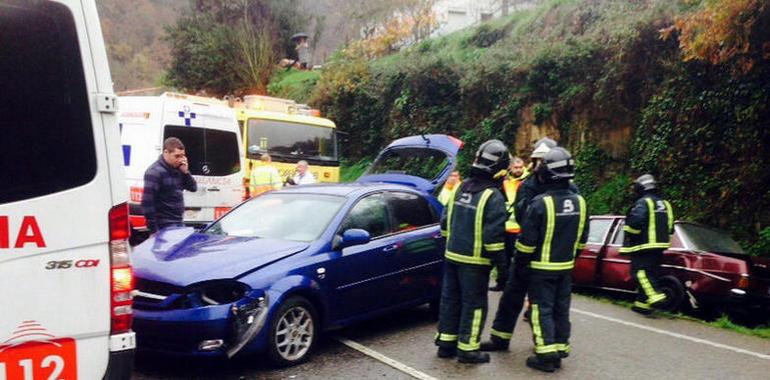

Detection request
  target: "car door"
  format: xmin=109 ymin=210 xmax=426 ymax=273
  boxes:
xmin=327 ymin=193 xmax=402 ymax=319
xmin=574 ymin=217 xmax=616 ymax=286
xmin=599 ymin=219 xmax=636 ymax=291
xmin=384 ymin=191 xmax=444 ymax=304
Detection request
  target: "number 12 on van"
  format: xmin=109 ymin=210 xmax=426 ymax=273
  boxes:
xmin=0 ymin=334 xmax=77 ymax=380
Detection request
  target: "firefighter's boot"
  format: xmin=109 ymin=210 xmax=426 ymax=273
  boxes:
xmin=479 ymin=336 xmax=509 ymax=351
xmin=457 ymin=350 xmax=490 ymax=364
xmin=436 ymin=346 xmax=456 ymax=358
xmin=526 ymin=355 xmax=556 ymax=373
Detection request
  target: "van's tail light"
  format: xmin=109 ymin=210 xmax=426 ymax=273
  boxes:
xmin=737 ymin=273 xmax=750 ymax=289
xmin=109 ymin=203 xmax=133 ymax=334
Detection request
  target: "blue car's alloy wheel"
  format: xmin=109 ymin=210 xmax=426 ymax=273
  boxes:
xmin=268 ymin=296 xmax=318 ymax=366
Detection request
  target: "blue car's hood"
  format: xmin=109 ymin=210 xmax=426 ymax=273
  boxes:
xmin=132 ymin=227 xmax=309 ymax=287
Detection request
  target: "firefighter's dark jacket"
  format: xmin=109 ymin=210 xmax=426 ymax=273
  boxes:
xmin=440 ymin=178 xmax=507 ymax=267
xmin=620 ymin=193 xmax=674 ymax=254
xmin=514 ymin=175 xmax=579 ymax=225
xmin=515 ymin=186 xmax=589 ymax=273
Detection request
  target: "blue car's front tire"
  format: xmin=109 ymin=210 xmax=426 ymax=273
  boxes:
xmin=267 ymin=296 xmax=319 ymax=367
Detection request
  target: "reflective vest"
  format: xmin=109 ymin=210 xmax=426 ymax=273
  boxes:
xmin=441 ymin=187 xmax=507 ymax=266
xmin=620 ymin=195 xmax=674 ymax=254
xmin=250 ymin=165 xmax=283 ymax=196
xmin=515 ymin=190 xmax=588 ymax=272
xmin=437 ymin=181 xmax=461 ymax=206
xmin=502 ymin=171 xmax=529 ymax=233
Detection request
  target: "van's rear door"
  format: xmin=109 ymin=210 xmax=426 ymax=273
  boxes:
xmin=0 ymin=1 xmax=131 ymax=379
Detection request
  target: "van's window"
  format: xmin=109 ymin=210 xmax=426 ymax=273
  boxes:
xmin=387 ymin=192 xmax=436 ymax=232
xmin=247 ymin=119 xmax=338 ymax=162
xmin=164 ymin=126 xmax=241 ymax=176
xmin=0 ymin=2 xmax=95 ymax=204
xmin=367 ymin=148 xmax=449 ymax=181
xmin=587 ymin=219 xmax=613 ymax=244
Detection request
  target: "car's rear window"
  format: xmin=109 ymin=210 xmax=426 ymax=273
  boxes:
xmin=367 ymin=147 xmax=449 ymax=181
xmin=164 ymin=125 xmax=240 ymax=176
xmin=0 ymin=2 xmax=95 ymax=204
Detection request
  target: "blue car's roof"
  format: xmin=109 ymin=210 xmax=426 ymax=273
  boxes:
xmin=276 ymin=182 xmax=420 ymax=197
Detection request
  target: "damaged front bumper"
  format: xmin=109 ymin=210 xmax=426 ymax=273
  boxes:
xmin=133 ymin=291 xmax=269 ymax=357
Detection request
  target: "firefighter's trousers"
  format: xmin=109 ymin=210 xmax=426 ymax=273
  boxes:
xmin=436 ymin=261 xmax=490 ymax=352
xmin=630 ymin=249 xmax=667 ymax=310
xmin=528 ymin=271 xmax=572 ymax=358
xmin=489 ymin=252 xmax=529 ymax=342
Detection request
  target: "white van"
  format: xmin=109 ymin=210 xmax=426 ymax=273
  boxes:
xmin=0 ymin=1 xmax=134 ymax=379
xmin=118 ymin=93 xmax=245 ymax=241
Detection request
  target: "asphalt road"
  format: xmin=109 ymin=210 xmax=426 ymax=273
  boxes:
xmin=133 ymin=290 xmax=770 ymax=380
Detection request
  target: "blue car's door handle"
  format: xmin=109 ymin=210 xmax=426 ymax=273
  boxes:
xmin=382 ymin=244 xmax=399 ymax=252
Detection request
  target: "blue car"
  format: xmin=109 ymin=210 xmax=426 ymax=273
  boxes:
xmin=131 ymin=135 xmax=463 ymax=366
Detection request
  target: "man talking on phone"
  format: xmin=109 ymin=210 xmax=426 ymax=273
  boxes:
xmin=141 ymin=137 xmax=198 ymax=233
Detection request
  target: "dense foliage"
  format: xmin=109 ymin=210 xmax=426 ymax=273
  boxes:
xmin=300 ymin=0 xmax=770 ymax=253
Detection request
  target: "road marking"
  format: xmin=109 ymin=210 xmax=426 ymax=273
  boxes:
xmin=572 ymin=308 xmax=770 ymax=360
xmin=336 ymin=337 xmax=438 ymax=380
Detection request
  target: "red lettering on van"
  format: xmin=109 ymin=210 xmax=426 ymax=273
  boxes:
xmin=0 ymin=216 xmax=7 ymax=248
xmin=14 ymin=216 xmax=46 ymax=249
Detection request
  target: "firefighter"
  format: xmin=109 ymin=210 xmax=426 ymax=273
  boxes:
xmin=621 ymin=174 xmax=674 ymax=315
xmin=435 ymin=140 xmax=509 ymax=364
xmin=489 ymin=157 xmax=529 ymax=291
xmin=516 ymin=147 xmax=588 ymax=372
xmin=480 ymin=138 xmax=564 ymax=351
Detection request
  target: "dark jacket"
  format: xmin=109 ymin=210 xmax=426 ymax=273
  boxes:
xmin=141 ymin=156 xmax=197 ymax=232
xmin=514 ymin=175 xmax=579 ymax=225
xmin=515 ymin=185 xmax=589 ymax=273
xmin=440 ymin=176 xmax=507 ymax=267
xmin=620 ymin=193 xmax=674 ymax=254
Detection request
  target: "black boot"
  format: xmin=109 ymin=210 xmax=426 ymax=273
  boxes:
xmin=457 ymin=350 xmax=490 ymax=364
xmin=526 ymin=355 xmax=555 ymax=373
xmin=479 ymin=336 xmax=509 ymax=351
xmin=437 ymin=346 xmax=456 ymax=358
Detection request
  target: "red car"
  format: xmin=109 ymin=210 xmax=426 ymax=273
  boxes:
xmin=574 ymin=216 xmax=770 ymax=318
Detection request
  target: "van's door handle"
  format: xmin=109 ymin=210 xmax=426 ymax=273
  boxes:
xmin=208 ymin=187 xmax=220 ymax=192
xmin=382 ymin=244 xmax=399 ymax=252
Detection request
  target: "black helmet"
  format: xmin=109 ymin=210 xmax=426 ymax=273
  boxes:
xmin=633 ymin=174 xmax=657 ymax=195
xmin=531 ymin=137 xmax=558 ymax=159
xmin=537 ymin=147 xmax=575 ymax=183
xmin=472 ymin=139 xmax=511 ymax=175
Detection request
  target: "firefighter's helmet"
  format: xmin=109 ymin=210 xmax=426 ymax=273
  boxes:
xmin=633 ymin=174 xmax=658 ymax=195
xmin=537 ymin=147 xmax=575 ymax=183
xmin=472 ymin=139 xmax=511 ymax=175
xmin=531 ymin=137 xmax=557 ymax=159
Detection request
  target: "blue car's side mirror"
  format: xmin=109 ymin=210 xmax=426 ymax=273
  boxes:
xmin=339 ymin=229 xmax=370 ymax=249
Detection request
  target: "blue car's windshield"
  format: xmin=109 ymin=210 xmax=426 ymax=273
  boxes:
xmin=205 ymin=193 xmax=345 ymax=242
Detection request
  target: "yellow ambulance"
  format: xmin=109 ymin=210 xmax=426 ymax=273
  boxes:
xmin=229 ymin=96 xmax=339 ymax=196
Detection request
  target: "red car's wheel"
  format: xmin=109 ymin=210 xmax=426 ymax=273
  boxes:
xmin=656 ymin=276 xmax=685 ymax=312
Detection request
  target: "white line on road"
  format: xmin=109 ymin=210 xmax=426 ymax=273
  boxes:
xmin=572 ymin=308 xmax=770 ymax=360
xmin=336 ymin=337 xmax=438 ymax=380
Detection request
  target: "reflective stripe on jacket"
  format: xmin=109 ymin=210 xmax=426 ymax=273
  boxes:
xmin=620 ymin=194 xmax=674 ymax=254
xmin=250 ymin=165 xmax=283 ymax=196
xmin=440 ymin=187 xmax=507 ymax=266
xmin=503 ymin=172 xmax=528 ymax=233
xmin=516 ymin=189 xmax=588 ymax=272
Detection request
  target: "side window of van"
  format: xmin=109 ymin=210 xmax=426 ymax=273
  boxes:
xmin=164 ymin=125 xmax=241 ymax=176
xmin=0 ymin=2 xmax=95 ymax=204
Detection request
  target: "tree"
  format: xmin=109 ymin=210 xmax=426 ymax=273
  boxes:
xmin=164 ymin=0 xmax=311 ymax=96
xmin=661 ymin=0 xmax=770 ymax=74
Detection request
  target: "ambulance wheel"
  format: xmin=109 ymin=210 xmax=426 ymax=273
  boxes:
xmin=267 ymin=296 xmax=319 ymax=367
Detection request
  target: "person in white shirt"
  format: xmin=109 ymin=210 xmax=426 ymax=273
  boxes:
xmin=291 ymin=160 xmax=317 ymax=185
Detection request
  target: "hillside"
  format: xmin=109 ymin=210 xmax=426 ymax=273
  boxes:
xmin=294 ymin=0 xmax=770 ymax=252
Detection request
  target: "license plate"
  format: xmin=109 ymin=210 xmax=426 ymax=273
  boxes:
xmin=0 ymin=338 xmax=78 ymax=380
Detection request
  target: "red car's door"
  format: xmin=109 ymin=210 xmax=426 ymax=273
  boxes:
xmin=598 ymin=219 xmax=636 ymax=291
xmin=574 ymin=217 xmax=616 ymax=286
